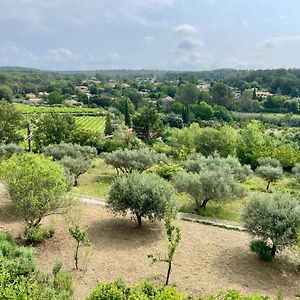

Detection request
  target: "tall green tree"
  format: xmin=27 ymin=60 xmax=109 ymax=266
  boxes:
xmin=133 ymin=107 xmax=164 ymax=141
xmin=104 ymin=113 xmax=114 ymax=136
xmin=34 ymin=113 xmax=76 ymax=150
xmin=0 ymin=101 xmax=23 ymax=144
xmin=124 ymin=98 xmax=132 ymax=127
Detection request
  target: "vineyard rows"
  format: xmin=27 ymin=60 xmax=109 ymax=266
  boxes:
xmin=75 ymin=116 xmax=105 ymax=133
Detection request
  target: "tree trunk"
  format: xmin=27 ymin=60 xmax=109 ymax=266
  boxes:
xmin=32 ymin=218 xmax=42 ymax=228
xmin=74 ymin=175 xmax=78 ymax=186
xmin=27 ymin=123 xmax=32 ymax=152
xmin=266 ymin=181 xmax=271 ymax=190
xmin=75 ymin=241 xmax=79 ymax=270
xmin=165 ymin=261 xmax=172 ymax=285
xmin=200 ymin=199 xmax=209 ymax=210
xmin=271 ymin=244 xmax=277 ymax=257
xmin=136 ymin=214 xmax=142 ymax=227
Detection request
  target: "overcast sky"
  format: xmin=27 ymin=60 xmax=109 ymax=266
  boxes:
xmin=1 ymin=0 xmax=300 ymax=71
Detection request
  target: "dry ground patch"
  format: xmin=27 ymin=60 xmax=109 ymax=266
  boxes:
xmin=1 ymin=197 xmax=300 ymax=299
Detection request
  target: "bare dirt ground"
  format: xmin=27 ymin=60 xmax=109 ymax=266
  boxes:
xmin=0 ymin=187 xmax=299 ymax=299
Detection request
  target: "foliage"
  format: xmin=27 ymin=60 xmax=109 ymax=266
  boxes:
xmin=236 ymin=121 xmax=271 ymax=167
xmin=182 ymin=155 xmax=251 ymax=182
xmin=152 ymin=162 xmax=184 ymax=180
xmin=104 ymin=113 xmax=114 ymax=136
xmin=0 ymin=232 xmax=73 ymax=300
xmin=69 ymin=225 xmax=90 ymax=270
xmin=243 ymin=193 xmax=300 ymax=257
xmin=148 ymin=205 xmax=181 ymax=285
xmin=293 ymin=163 xmax=300 ymax=181
xmin=86 ymin=280 xmax=270 ymax=300
xmin=175 ymin=83 xmax=199 ymax=106
xmin=108 ymin=172 xmax=176 ymax=226
xmin=0 ymin=101 xmax=23 ymax=144
xmin=133 ymin=107 xmax=164 ymax=141
xmin=34 ymin=113 xmax=77 ymax=150
xmin=173 ymin=170 xmax=242 ymax=210
xmin=250 ymin=240 xmax=274 ymax=262
xmin=0 ymin=153 xmax=71 ymax=230
xmin=103 ymin=148 xmax=168 ymax=173
xmin=255 ymin=157 xmax=283 ymax=190
xmin=0 ymin=143 xmax=24 ymax=159
xmin=42 ymin=142 xmax=97 ymax=160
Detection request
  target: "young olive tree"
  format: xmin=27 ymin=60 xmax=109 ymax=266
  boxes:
xmin=107 ymin=172 xmax=176 ymax=227
xmin=103 ymin=148 xmax=168 ymax=174
xmin=69 ymin=225 xmax=90 ymax=270
xmin=0 ymin=153 xmax=72 ymax=231
xmin=255 ymin=157 xmax=283 ymax=190
xmin=243 ymin=193 xmax=300 ymax=257
xmin=148 ymin=204 xmax=181 ymax=285
xmin=172 ymin=170 xmax=241 ymax=210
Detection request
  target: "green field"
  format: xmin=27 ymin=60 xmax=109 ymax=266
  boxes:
xmin=75 ymin=116 xmax=105 ymax=133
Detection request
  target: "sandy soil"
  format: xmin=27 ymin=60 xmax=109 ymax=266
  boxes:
xmin=0 ymin=189 xmax=299 ymax=299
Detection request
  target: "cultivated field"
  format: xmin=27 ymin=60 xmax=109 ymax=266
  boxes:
xmin=75 ymin=116 xmax=105 ymax=133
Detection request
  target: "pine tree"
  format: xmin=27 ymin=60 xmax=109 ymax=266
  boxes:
xmin=124 ymin=99 xmax=132 ymax=127
xmin=104 ymin=113 xmax=113 ymax=136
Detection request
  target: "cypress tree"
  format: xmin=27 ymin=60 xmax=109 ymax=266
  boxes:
xmin=124 ymin=98 xmax=132 ymax=127
xmin=104 ymin=113 xmax=113 ymax=136
xmin=182 ymin=106 xmax=190 ymax=124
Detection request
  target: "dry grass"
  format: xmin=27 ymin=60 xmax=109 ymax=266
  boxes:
xmin=1 ymin=199 xmax=299 ymax=300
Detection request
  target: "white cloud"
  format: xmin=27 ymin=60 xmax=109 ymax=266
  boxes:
xmin=258 ymin=35 xmax=300 ymax=48
xmin=173 ymin=24 xmax=198 ymax=35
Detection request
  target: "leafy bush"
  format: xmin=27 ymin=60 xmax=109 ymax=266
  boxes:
xmin=293 ymin=163 xmax=300 ymax=181
xmin=250 ymin=240 xmax=273 ymax=262
xmin=86 ymin=280 xmax=270 ymax=300
xmin=108 ymin=172 xmax=176 ymax=226
xmin=0 ymin=143 xmax=24 ymax=159
xmin=0 ymin=153 xmax=72 ymax=232
xmin=152 ymin=163 xmax=184 ymax=180
xmin=0 ymin=234 xmax=73 ymax=300
xmin=243 ymin=193 xmax=300 ymax=257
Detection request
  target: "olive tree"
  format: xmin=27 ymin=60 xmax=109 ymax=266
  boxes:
xmin=182 ymin=155 xmax=251 ymax=182
xmin=0 ymin=153 xmax=72 ymax=230
xmin=243 ymin=193 xmax=300 ymax=257
xmin=103 ymin=148 xmax=168 ymax=174
xmin=293 ymin=163 xmax=300 ymax=182
xmin=107 ymin=172 xmax=176 ymax=226
xmin=42 ymin=143 xmax=97 ymax=186
xmin=172 ymin=170 xmax=241 ymax=210
xmin=255 ymin=157 xmax=283 ymax=190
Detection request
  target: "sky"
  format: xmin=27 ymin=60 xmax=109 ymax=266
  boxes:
xmin=1 ymin=0 xmax=300 ymax=71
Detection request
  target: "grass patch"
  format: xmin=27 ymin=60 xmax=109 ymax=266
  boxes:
xmin=178 ymin=193 xmax=249 ymax=223
xmin=72 ymin=158 xmax=116 ymax=200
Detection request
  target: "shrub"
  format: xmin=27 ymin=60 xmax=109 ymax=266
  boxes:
xmin=0 ymin=153 xmax=73 ymax=233
xmin=243 ymin=193 xmax=300 ymax=257
xmin=108 ymin=172 xmax=176 ymax=226
xmin=250 ymin=240 xmax=273 ymax=262
xmin=0 ymin=143 xmax=24 ymax=159
xmin=86 ymin=280 xmax=270 ymax=300
xmin=293 ymin=163 xmax=300 ymax=181
xmin=152 ymin=163 xmax=184 ymax=180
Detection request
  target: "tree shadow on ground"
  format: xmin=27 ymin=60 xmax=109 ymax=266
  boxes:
xmin=0 ymin=203 xmax=20 ymax=223
xmin=212 ymin=246 xmax=300 ymax=297
xmin=88 ymin=215 xmax=164 ymax=251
